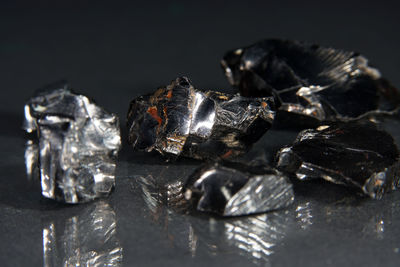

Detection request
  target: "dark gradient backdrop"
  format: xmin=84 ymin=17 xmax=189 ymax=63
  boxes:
xmin=1 ymin=0 xmax=400 ymax=118
xmin=1 ymin=1 xmax=400 ymax=267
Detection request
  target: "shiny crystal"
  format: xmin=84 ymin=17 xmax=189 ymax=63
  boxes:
xmin=23 ymin=83 xmax=121 ymax=203
xmin=183 ymin=161 xmax=294 ymax=216
xmin=221 ymin=39 xmax=399 ymax=123
xmin=127 ymin=77 xmax=275 ymax=159
xmin=276 ymin=122 xmax=400 ymax=198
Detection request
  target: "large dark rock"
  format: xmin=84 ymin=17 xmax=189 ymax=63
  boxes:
xmin=127 ymin=77 xmax=276 ymax=160
xmin=276 ymin=122 xmax=400 ymax=198
xmin=221 ymin=39 xmax=399 ymax=124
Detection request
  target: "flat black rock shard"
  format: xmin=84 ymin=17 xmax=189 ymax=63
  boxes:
xmin=276 ymin=122 xmax=400 ymax=199
xmin=183 ymin=161 xmax=294 ymax=216
xmin=221 ymin=39 xmax=400 ymax=123
xmin=23 ymin=83 xmax=121 ymax=203
xmin=127 ymin=77 xmax=276 ymax=159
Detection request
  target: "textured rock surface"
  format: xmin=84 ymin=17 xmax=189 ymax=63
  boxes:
xmin=127 ymin=77 xmax=275 ymax=159
xmin=276 ymin=122 xmax=400 ymax=198
xmin=23 ymin=84 xmax=121 ymax=203
xmin=183 ymin=161 xmax=294 ymax=216
xmin=221 ymin=39 xmax=399 ymax=123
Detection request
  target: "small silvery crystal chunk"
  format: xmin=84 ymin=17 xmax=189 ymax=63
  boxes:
xmin=221 ymin=39 xmax=399 ymax=123
xmin=127 ymin=77 xmax=275 ymax=159
xmin=276 ymin=123 xmax=400 ymax=199
xmin=183 ymin=161 xmax=294 ymax=216
xmin=24 ymin=83 xmax=121 ymax=203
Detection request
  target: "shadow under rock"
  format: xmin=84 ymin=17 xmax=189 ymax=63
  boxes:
xmin=120 ymin=127 xmax=301 ymax=167
xmin=119 ymin=143 xmax=202 ymax=167
xmin=291 ymin=178 xmax=368 ymax=206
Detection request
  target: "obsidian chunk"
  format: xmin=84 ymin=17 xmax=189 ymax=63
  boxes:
xmin=221 ymin=39 xmax=399 ymax=123
xmin=183 ymin=161 xmax=294 ymax=216
xmin=127 ymin=77 xmax=276 ymax=159
xmin=276 ymin=122 xmax=400 ymax=198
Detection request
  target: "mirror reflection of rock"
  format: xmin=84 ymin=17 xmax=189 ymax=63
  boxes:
xmin=294 ymin=193 xmax=394 ymax=240
xmin=24 ymin=140 xmax=39 ymax=181
xmin=295 ymin=202 xmax=313 ymax=230
xmin=42 ymin=201 xmax=123 ymax=267
xmin=223 ymin=211 xmax=290 ymax=265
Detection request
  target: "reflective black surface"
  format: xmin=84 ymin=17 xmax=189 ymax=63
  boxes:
xmin=1 ymin=1 xmax=400 ymax=266
xmin=2 ymin=129 xmax=400 ymax=266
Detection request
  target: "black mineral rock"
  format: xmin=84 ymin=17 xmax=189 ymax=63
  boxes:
xmin=183 ymin=161 xmax=294 ymax=216
xmin=127 ymin=77 xmax=275 ymax=159
xmin=221 ymin=39 xmax=399 ymax=123
xmin=276 ymin=122 xmax=400 ymax=199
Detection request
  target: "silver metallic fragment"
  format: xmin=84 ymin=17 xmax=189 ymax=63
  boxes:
xmin=24 ymin=84 xmax=121 ymax=203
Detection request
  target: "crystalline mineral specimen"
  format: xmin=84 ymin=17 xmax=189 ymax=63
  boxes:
xmin=183 ymin=161 xmax=294 ymax=216
xmin=221 ymin=39 xmax=399 ymax=123
xmin=23 ymin=83 xmax=121 ymax=203
xmin=276 ymin=122 xmax=400 ymax=199
xmin=127 ymin=77 xmax=275 ymax=159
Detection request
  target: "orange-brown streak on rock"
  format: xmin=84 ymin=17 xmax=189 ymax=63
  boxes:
xmin=147 ymin=106 xmax=162 ymax=126
xmin=221 ymin=149 xmax=233 ymax=159
xmin=167 ymin=90 xmax=173 ymax=99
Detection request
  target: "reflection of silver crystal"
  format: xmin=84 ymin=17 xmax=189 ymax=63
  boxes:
xmin=42 ymin=201 xmax=123 ymax=267
xmin=25 ymin=140 xmax=39 ymax=181
xmin=295 ymin=202 xmax=313 ymax=230
xmin=24 ymin=84 xmax=121 ymax=203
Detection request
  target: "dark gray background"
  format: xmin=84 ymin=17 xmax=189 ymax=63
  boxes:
xmin=1 ymin=1 xmax=400 ymax=266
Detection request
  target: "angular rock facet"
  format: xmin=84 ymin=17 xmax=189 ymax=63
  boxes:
xmin=276 ymin=122 xmax=400 ymax=198
xmin=127 ymin=77 xmax=275 ymax=159
xmin=24 ymin=84 xmax=121 ymax=203
xmin=183 ymin=161 xmax=294 ymax=216
xmin=221 ymin=39 xmax=399 ymax=123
